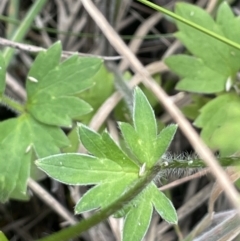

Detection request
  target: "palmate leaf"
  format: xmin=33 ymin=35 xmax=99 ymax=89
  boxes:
xmin=0 ymin=42 xmax=103 ymax=202
xmin=165 ymin=2 xmax=240 ymax=94
xmin=36 ymin=87 xmax=177 ymax=241
xmin=0 ymin=114 xmax=69 ymax=202
xmin=26 ymin=42 xmax=102 ymax=127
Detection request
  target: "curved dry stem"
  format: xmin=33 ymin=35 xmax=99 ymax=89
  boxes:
xmin=0 ymin=37 xmax=122 ymax=61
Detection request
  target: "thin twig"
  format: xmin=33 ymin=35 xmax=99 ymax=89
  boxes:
xmin=0 ymin=37 xmax=122 ymax=60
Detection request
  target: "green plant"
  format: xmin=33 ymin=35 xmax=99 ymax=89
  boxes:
xmin=1 ymin=0 xmax=240 ymax=240
xmin=35 ymin=88 xmax=240 ymax=241
xmin=0 ymin=42 xmax=103 ymax=202
xmin=36 ymin=87 xmax=178 ymax=241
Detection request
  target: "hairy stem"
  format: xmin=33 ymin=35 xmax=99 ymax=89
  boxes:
xmin=1 ymin=95 xmax=24 ymax=114
xmin=160 ymin=156 xmax=240 ymax=170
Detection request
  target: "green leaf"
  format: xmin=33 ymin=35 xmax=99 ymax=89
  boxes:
xmin=35 ymin=86 xmax=178 ymax=240
xmin=26 ymin=42 xmax=102 ymax=127
xmin=165 ymin=55 xmax=226 ymax=93
xmin=119 ymin=122 xmax=147 ymax=165
xmin=23 ymin=115 xmax=69 ymax=157
xmin=78 ymin=124 xmax=138 ymax=169
xmin=119 ymin=182 xmax=177 ymax=241
xmin=119 ymin=87 xmax=161 ymax=167
xmin=131 ymin=87 xmax=175 ymax=167
xmin=152 ymin=124 xmax=178 ymax=165
xmin=133 ymin=87 xmax=157 ymax=142
xmin=123 ymin=195 xmax=153 ymax=241
xmin=165 ymin=2 xmax=240 ymax=94
xmin=28 ymin=96 xmax=92 ymax=127
xmin=75 ymin=176 xmax=136 ymax=214
xmin=101 ymin=131 xmax=138 ymax=169
xmin=216 ymin=2 xmax=240 ymax=73
xmin=36 ymin=153 xmax=134 ymax=185
xmin=9 ymin=147 xmax=33 ymax=201
xmin=0 ymin=52 xmax=6 ymax=97
xmin=0 ymin=114 xmax=69 ymax=202
xmin=0 ymin=118 xmax=31 ymax=202
xmin=175 ymin=3 xmax=232 ymax=75
xmin=150 ymin=183 xmax=177 ymax=224
xmin=26 ymin=42 xmax=61 ymax=99
xmin=194 ymin=93 xmax=240 ymax=156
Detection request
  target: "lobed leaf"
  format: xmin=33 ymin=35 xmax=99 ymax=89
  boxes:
xmin=26 ymin=42 xmax=102 ymax=127
xmin=175 ymin=3 xmax=232 ymax=75
xmin=165 ymin=55 xmax=226 ymax=93
xmin=35 ymin=86 xmax=178 ymax=240
xmin=0 ymin=114 xmax=69 ymax=202
xmin=165 ymin=2 xmax=240 ymax=94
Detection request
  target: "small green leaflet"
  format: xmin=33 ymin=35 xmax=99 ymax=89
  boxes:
xmin=26 ymin=42 xmax=103 ymax=127
xmin=195 ymin=93 xmax=240 ymax=156
xmin=0 ymin=114 xmax=69 ymax=202
xmin=36 ymin=87 xmax=177 ymax=241
xmin=165 ymin=2 xmax=240 ymax=93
